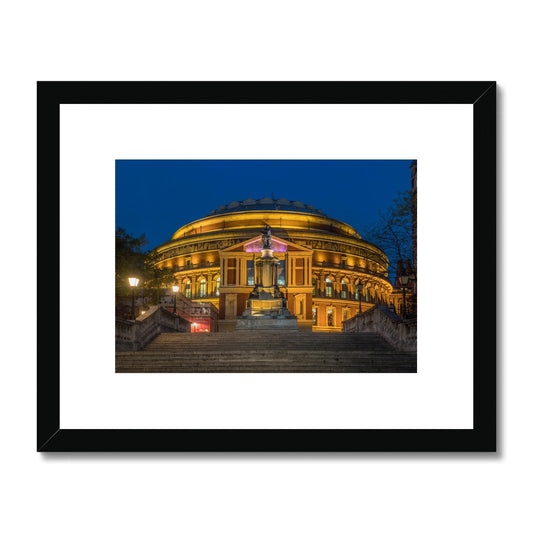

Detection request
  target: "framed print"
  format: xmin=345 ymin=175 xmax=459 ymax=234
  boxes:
xmin=37 ymin=81 xmax=496 ymax=452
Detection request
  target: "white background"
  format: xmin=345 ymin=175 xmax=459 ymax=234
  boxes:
xmin=0 ymin=1 xmax=529 ymax=532
xmin=60 ymin=103 xmax=472 ymax=430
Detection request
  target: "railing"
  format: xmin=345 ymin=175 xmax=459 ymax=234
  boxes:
xmin=183 ymin=290 xmax=220 ymax=300
xmin=173 ymin=262 xmax=220 ymax=272
xmin=312 ymin=261 xmax=390 ymax=282
xmin=342 ymin=305 xmax=416 ymax=352
xmin=313 ymin=289 xmax=387 ymax=305
xmin=116 ymin=305 xmax=191 ymax=351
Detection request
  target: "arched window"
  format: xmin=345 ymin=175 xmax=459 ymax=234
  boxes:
xmin=215 ymin=276 xmax=220 ymax=296
xmin=312 ymin=278 xmax=317 ymax=296
xmin=341 ymin=279 xmax=348 ymax=299
xmin=184 ymin=280 xmax=191 ymax=299
xmin=198 ymin=278 xmax=206 ymax=297
xmin=325 ymin=278 xmax=333 ymax=298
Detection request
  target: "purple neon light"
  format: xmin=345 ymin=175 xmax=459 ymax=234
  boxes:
xmin=244 ymin=237 xmax=287 ymax=253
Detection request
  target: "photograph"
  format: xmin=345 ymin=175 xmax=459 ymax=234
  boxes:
xmin=115 ymin=159 xmax=417 ymax=373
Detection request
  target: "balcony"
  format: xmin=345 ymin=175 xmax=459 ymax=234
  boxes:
xmin=312 ymin=261 xmax=390 ymax=282
xmin=173 ymin=261 xmax=220 ymax=272
xmin=313 ymin=289 xmax=386 ymax=305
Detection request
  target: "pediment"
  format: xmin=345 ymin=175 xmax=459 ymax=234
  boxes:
xmin=220 ymin=234 xmax=312 ymax=253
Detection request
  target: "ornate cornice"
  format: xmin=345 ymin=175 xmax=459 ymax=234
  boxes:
xmin=153 ymin=228 xmax=388 ymax=270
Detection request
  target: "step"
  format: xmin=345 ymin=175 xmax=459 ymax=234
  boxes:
xmin=115 ymin=330 xmax=414 ymax=372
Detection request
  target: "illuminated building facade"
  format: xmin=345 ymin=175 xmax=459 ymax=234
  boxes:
xmin=151 ymin=199 xmax=393 ymax=332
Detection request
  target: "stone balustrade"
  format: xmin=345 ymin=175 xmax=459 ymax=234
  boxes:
xmin=342 ymin=305 xmax=416 ymax=352
xmin=116 ymin=305 xmax=190 ymax=351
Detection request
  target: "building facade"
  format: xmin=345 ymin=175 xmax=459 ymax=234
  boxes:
xmin=151 ymin=199 xmax=394 ymax=332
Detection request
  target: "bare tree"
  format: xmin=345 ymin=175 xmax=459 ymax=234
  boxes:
xmin=363 ymin=190 xmax=415 ymax=279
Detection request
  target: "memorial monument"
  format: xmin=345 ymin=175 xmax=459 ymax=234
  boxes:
xmin=236 ymin=226 xmax=298 ymax=330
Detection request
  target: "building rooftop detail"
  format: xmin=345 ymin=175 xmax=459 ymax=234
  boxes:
xmin=209 ymin=198 xmax=326 ymax=216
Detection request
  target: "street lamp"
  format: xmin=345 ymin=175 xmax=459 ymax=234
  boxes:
xmin=172 ymin=285 xmax=179 ymax=314
xmin=357 ymin=281 xmax=363 ymax=314
xmin=128 ymin=277 xmax=139 ymax=320
xmin=191 ymin=322 xmax=198 ymax=333
xmin=400 ymin=271 xmax=409 ymax=318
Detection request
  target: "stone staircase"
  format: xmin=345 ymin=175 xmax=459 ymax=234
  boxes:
xmin=116 ymin=331 xmax=416 ymax=373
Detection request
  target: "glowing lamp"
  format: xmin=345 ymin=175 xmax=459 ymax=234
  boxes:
xmin=356 ymin=282 xmax=364 ymax=315
xmin=171 ymin=285 xmax=179 ymax=314
xmin=128 ymin=277 xmax=139 ymax=320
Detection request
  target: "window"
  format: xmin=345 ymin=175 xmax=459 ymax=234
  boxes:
xmin=312 ymin=307 xmax=317 ymax=325
xmin=327 ymin=308 xmax=334 ymax=326
xmin=215 ymin=277 xmax=220 ymax=296
xmin=312 ymin=278 xmax=316 ymax=296
xmin=227 ymin=258 xmax=236 ymax=285
xmin=198 ymin=278 xmax=206 ymax=297
xmin=184 ymin=280 xmax=191 ymax=298
xmin=325 ymin=278 xmax=333 ymax=297
xmin=247 ymin=260 xmax=255 ymax=286
xmin=299 ymin=299 xmax=304 ymax=316
xmin=294 ymin=258 xmax=304 ymax=285
xmin=341 ymin=280 xmax=348 ymax=299
xmin=343 ymin=309 xmax=349 ymax=322
xmin=277 ymin=259 xmax=286 ymax=285
xmin=185 ymin=256 xmax=191 ymax=267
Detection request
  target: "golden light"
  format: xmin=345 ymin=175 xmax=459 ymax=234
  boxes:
xmin=172 ymin=285 xmax=179 ymax=293
xmin=128 ymin=277 xmax=140 ymax=287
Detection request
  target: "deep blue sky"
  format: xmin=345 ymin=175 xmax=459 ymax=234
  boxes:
xmin=116 ymin=160 xmax=412 ymax=251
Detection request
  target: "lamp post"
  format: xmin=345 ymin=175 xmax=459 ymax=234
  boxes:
xmin=400 ymin=271 xmax=409 ymax=318
xmin=357 ymin=281 xmax=363 ymax=314
xmin=408 ymin=269 xmax=417 ymax=317
xmin=128 ymin=277 xmax=139 ymax=320
xmin=172 ymin=285 xmax=179 ymax=314
xmin=191 ymin=322 xmax=198 ymax=333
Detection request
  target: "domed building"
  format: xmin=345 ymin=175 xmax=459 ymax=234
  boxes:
xmin=151 ymin=198 xmax=393 ymax=332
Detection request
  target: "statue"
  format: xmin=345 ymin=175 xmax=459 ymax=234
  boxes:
xmin=236 ymin=224 xmax=297 ymax=330
xmin=261 ymin=225 xmax=272 ymax=249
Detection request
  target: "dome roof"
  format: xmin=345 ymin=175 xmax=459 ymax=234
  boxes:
xmin=209 ymin=198 xmax=326 ymax=216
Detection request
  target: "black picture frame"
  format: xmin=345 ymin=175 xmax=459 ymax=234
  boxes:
xmin=37 ymin=81 xmax=496 ymax=452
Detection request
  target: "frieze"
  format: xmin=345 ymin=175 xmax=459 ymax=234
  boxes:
xmin=298 ymin=238 xmax=385 ymax=264
xmin=156 ymin=236 xmax=385 ymax=265
xmin=155 ymin=238 xmax=242 ymax=261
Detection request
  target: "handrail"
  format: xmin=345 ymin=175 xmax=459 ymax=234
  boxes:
xmin=342 ymin=305 xmax=416 ymax=352
xmin=116 ymin=305 xmax=191 ymax=351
